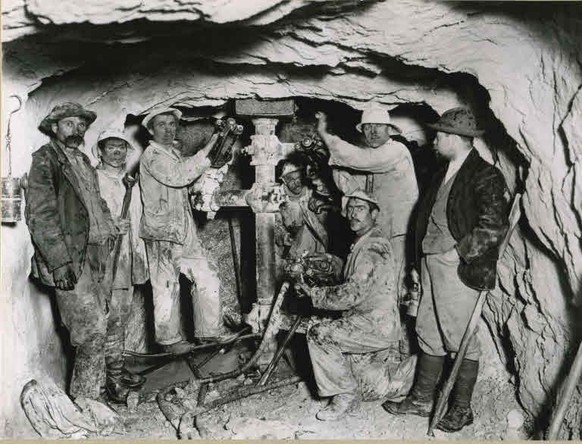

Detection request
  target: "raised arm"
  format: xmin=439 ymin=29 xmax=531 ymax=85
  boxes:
xmin=141 ymin=135 xmax=217 ymax=188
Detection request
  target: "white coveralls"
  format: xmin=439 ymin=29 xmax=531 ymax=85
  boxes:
xmin=139 ymin=141 xmax=221 ymax=344
xmin=307 ymin=227 xmax=416 ymax=401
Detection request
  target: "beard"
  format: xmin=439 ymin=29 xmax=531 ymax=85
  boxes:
xmin=64 ymin=135 xmax=84 ymax=148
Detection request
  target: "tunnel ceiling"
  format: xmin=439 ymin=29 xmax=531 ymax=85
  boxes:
xmin=3 ymin=0 xmax=582 ymax=431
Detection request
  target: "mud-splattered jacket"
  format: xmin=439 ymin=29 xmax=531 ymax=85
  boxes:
xmin=415 ymin=149 xmax=509 ymax=290
xmin=139 ymin=141 xmax=211 ymax=243
xmin=326 ymin=135 xmax=419 ymax=239
xmin=25 ymin=140 xmax=115 ymax=286
xmin=96 ymin=167 xmax=149 ymax=287
xmin=310 ymin=227 xmax=401 ymax=343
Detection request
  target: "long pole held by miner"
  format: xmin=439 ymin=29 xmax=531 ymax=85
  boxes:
xmin=428 ymin=193 xmax=522 ymax=436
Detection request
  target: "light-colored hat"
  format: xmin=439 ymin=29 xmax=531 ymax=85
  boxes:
xmin=355 ymin=104 xmax=401 ymax=134
xmin=141 ymin=107 xmax=182 ymax=132
xmin=341 ymin=189 xmax=380 ymax=216
xmin=91 ymin=130 xmax=135 ymax=160
xmin=38 ymin=102 xmax=97 ymax=136
xmin=281 ymin=162 xmax=302 ymax=178
xmin=426 ymin=107 xmax=484 ymax=137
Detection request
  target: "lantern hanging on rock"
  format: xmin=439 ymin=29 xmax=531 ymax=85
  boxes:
xmin=2 ymin=95 xmax=24 ymax=224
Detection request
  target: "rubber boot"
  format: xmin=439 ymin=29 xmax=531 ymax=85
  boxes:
xmin=436 ymin=359 xmax=478 ymax=432
xmin=382 ymin=352 xmax=444 ymax=417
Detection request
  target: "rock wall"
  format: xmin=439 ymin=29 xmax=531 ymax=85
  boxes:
xmin=2 ymin=0 xmax=581 ymax=437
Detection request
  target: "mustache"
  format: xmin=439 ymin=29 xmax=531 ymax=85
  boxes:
xmin=64 ymin=135 xmax=84 ymax=146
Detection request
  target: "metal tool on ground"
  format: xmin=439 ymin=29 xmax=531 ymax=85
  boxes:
xmin=258 ymin=315 xmax=303 ymax=386
xmin=546 ymin=337 xmax=582 ymax=439
xmin=427 ymin=193 xmax=522 ymax=436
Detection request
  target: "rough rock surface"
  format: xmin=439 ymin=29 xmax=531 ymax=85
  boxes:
xmin=2 ymin=0 xmax=582 ymax=438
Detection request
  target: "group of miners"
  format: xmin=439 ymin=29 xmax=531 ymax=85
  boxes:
xmin=25 ymin=100 xmax=509 ymax=434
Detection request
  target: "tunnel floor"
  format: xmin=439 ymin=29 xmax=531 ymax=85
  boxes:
xmin=105 ymin=339 xmax=525 ymax=440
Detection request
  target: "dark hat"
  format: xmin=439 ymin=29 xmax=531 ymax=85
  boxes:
xmin=426 ymin=107 xmax=484 ymax=138
xmin=38 ymin=102 xmax=97 ymax=136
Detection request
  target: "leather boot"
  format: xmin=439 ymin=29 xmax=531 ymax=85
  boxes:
xmin=382 ymin=352 xmax=444 ymax=417
xmin=436 ymin=359 xmax=478 ymax=432
xmin=119 ymin=368 xmax=146 ymax=389
xmin=105 ymin=375 xmax=131 ymax=404
xmin=316 ymin=392 xmax=361 ymax=421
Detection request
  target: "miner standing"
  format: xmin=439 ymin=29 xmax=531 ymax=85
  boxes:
xmin=296 ymin=190 xmax=415 ymax=421
xmin=139 ymin=107 xmax=231 ymax=354
xmin=382 ymin=107 xmax=509 ymax=432
xmin=26 ymin=102 xmax=121 ymax=402
xmin=316 ymin=103 xmax=419 ymax=307
xmin=92 ymin=130 xmax=149 ymax=400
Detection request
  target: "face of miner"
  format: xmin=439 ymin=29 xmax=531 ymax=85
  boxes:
xmin=100 ymin=138 xmax=128 ymax=168
xmin=362 ymin=123 xmax=392 ymax=148
xmin=282 ymin=168 xmax=304 ymax=195
xmin=433 ymin=131 xmax=458 ymax=159
xmin=151 ymin=114 xmax=178 ymax=146
xmin=346 ymin=198 xmax=378 ymax=236
xmin=52 ymin=116 xmax=88 ymax=149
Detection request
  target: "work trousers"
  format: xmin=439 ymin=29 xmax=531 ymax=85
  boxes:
xmin=104 ymin=287 xmax=133 ymax=374
xmin=416 ymin=252 xmax=481 ymax=360
xmin=306 ymin=316 xmax=396 ymax=397
xmin=145 ymin=226 xmax=221 ymax=345
xmin=56 ymin=245 xmax=137 ymax=399
xmin=55 ymin=246 xmax=107 ymax=400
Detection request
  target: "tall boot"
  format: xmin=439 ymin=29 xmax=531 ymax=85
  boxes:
xmin=382 ymin=352 xmax=444 ymax=417
xmin=437 ymin=359 xmax=479 ymax=432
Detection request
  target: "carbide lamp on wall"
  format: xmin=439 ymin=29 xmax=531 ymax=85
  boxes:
xmin=2 ymin=95 xmax=24 ymax=224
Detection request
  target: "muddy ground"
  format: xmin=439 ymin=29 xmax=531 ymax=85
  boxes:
xmin=106 ymin=336 xmax=528 ymax=441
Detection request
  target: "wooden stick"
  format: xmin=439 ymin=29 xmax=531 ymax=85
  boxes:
xmin=546 ymin=340 xmax=582 ymax=439
xmin=427 ymin=193 xmax=521 ymax=436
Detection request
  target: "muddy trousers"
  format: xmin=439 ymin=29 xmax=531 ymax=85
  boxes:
xmin=415 ymin=252 xmax=481 ymax=360
xmin=145 ymin=237 xmax=221 ymax=345
xmin=55 ymin=250 xmax=107 ymax=400
xmin=306 ymin=317 xmax=394 ymax=398
xmin=104 ymin=287 xmax=133 ymax=375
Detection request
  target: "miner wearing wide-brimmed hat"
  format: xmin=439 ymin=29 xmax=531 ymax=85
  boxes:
xmin=383 ymin=107 xmax=509 ymax=433
xmin=138 ymin=107 xmax=233 ymax=354
xmin=316 ymin=103 xmax=419 ymax=312
xmin=26 ymin=102 xmax=124 ymax=403
xmin=92 ymin=130 xmax=149 ymax=401
xmin=295 ymin=190 xmax=416 ymax=421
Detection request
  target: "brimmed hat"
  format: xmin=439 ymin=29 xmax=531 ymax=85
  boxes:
xmin=38 ymin=102 xmax=97 ymax=136
xmin=355 ymin=104 xmax=401 ymax=134
xmin=91 ymin=130 xmax=135 ymax=160
xmin=426 ymin=107 xmax=484 ymax=137
xmin=281 ymin=162 xmax=302 ymax=178
xmin=341 ymin=189 xmax=380 ymax=216
xmin=142 ymin=107 xmax=182 ymax=132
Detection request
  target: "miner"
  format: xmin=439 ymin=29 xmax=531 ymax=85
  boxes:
xmin=139 ymin=107 xmax=231 ymax=354
xmin=92 ymin=130 xmax=149 ymax=400
xmin=316 ymin=103 xmax=419 ymax=307
xmin=278 ymin=158 xmax=328 ymax=259
xmin=26 ymin=102 xmax=122 ymax=402
xmin=295 ymin=190 xmax=413 ymax=421
xmin=382 ymin=108 xmax=509 ymax=432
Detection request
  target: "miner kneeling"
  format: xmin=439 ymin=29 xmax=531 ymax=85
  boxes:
xmin=295 ymin=190 xmax=416 ymax=421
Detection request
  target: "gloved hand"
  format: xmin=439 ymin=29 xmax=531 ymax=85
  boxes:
xmin=114 ymin=217 xmax=130 ymax=235
xmin=315 ymin=111 xmax=328 ymax=136
xmin=53 ymin=263 xmax=77 ymax=290
xmin=294 ymin=282 xmax=313 ymax=299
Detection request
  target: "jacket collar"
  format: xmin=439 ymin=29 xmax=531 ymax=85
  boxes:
xmin=149 ymin=140 xmax=181 ymax=159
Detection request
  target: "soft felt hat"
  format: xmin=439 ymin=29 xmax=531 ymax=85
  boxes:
xmin=355 ymin=104 xmax=401 ymax=134
xmin=38 ymin=102 xmax=97 ymax=136
xmin=142 ymin=107 xmax=183 ymax=131
xmin=91 ymin=130 xmax=135 ymax=160
xmin=426 ymin=107 xmax=484 ymax=137
xmin=341 ymin=189 xmax=380 ymax=217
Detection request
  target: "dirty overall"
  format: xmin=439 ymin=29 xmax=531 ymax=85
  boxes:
xmin=139 ymin=141 xmax=221 ymax=344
